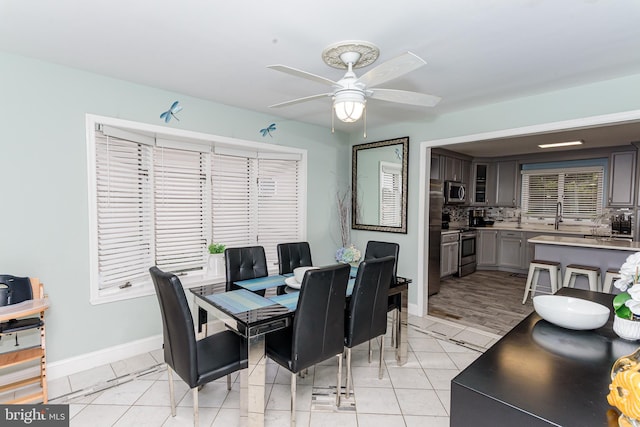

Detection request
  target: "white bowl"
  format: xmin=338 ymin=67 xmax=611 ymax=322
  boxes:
xmin=533 ymin=295 xmax=610 ymax=330
xmin=293 ymin=266 xmax=318 ymax=283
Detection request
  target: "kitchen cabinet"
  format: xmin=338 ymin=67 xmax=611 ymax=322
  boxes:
xmin=496 ymin=160 xmax=518 ymax=207
xmin=477 ymin=229 xmax=498 ymax=266
xmin=443 ymin=156 xmax=469 ymax=182
xmin=441 ymin=233 xmax=459 ymax=277
xmin=498 ymin=230 xmax=524 ymax=270
xmin=607 ymin=151 xmax=636 ymax=207
xmin=471 ymin=162 xmax=496 ymax=205
xmin=430 ymin=155 xmax=441 ymax=180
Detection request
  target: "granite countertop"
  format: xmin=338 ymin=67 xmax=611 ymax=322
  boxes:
xmin=528 ymin=234 xmax=640 ymax=251
xmin=445 ymin=221 xmax=593 ymax=235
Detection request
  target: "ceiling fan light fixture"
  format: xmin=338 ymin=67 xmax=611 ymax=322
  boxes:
xmin=333 ymin=90 xmax=365 ymax=123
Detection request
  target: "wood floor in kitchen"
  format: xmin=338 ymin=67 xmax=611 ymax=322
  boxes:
xmin=428 ymin=269 xmax=535 ymax=336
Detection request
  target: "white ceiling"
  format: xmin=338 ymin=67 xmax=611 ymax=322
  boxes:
xmin=2 ymin=0 xmax=640 ymax=154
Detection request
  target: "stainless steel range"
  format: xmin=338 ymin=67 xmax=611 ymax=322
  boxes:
xmin=458 ymin=229 xmax=477 ymax=277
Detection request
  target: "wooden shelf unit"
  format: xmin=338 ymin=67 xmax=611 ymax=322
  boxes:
xmin=0 ymin=278 xmax=49 ymax=404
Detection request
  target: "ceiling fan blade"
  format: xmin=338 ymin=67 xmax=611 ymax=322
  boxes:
xmin=369 ymin=88 xmax=441 ymax=107
xmin=358 ymin=52 xmax=426 ymax=88
xmin=268 ymin=93 xmax=332 ymax=108
xmin=268 ymin=65 xmax=337 ymax=87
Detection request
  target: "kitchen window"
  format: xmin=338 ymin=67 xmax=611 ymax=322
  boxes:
xmin=86 ymin=115 xmax=306 ymax=304
xmin=521 ymin=166 xmax=604 ymax=223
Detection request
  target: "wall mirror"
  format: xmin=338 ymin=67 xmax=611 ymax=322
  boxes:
xmin=352 ymin=136 xmax=408 ymax=233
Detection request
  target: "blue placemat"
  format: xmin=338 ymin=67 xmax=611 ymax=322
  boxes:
xmin=206 ymin=289 xmax=276 ymax=314
xmin=269 ymin=278 xmax=356 ymax=310
xmin=270 ymin=292 xmax=299 ymax=310
xmin=350 ymin=265 xmax=358 ymax=278
xmin=235 ymin=275 xmax=287 ymax=292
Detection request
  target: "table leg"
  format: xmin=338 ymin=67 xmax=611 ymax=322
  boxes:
xmin=240 ymin=334 xmax=266 ymax=427
xmin=395 ymin=288 xmax=408 ymax=366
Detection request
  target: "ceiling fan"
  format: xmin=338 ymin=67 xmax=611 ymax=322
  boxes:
xmin=267 ymin=41 xmax=441 ymax=130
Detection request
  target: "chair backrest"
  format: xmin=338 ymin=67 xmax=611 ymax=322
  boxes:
xmin=149 ymin=266 xmax=199 ymax=387
xmin=224 ymin=246 xmax=268 ymax=292
xmin=345 ymin=256 xmax=396 ymax=348
xmin=277 ymin=242 xmax=313 ymax=275
xmin=364 ymin=241 xmax=399 ymax=285
xmin=289 ymin=263 xmax=350 ymax=373
xmin=0 ymin=275 xmax=33 ymax=307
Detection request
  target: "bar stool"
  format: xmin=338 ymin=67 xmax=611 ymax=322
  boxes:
xmin=562 ymin=264 xmax=601 ymax=292
xmin=522 ymin=260 xmax=562 ymax=304
xmin=602 ymin=268 xmax=621 ymax=293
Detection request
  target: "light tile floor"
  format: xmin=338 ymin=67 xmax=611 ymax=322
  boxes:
xmin=45 ymin=315 xmax=500 ymax=426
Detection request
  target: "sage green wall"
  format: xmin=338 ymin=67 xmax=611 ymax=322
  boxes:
xmin=0 ymin=52 xmax=350 ymax=362
xmin=349 ymin=73 xmax=640 ymax=304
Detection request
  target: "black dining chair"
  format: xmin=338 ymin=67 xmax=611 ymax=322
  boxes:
xmin=266 ymin=263 xmax=350 ymax=426
xmin=343 ymin=256 xmax=395 ymax=398
xmin=224 ymin=246 xmax=269 ymax=296
xmin=276 ymin=242 xmax=313 ymax=295
xmin=149 ymin=267 xmax=248 ymax=427
xmin=364 ymin=241 xmax=400 ymax=353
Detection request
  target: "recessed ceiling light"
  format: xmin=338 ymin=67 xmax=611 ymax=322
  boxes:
xmin=538 ymin=140 xmax=583 ymax=149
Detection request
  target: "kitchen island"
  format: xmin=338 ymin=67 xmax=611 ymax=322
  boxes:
xmin=529 ymin=235 xmax=640 ymax=293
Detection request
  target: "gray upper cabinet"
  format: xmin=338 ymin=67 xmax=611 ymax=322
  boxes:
xmin=607 ymin=151 xmax=636 ymax=207
xmin=496 ymin=160 xmax=519 ymax=207
xmin=443 ymin=156 xmax=465 ymax=182
xmin=430 ymin=155 xmax=441 ymax=180
xmin=471 ymin=162 xmax=496 ymax=205
xmin=433 ymin=153 xmax=471 ymax=184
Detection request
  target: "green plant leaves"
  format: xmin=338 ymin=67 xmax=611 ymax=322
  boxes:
xmin=614 ymin=292 xmax=633 ymax=320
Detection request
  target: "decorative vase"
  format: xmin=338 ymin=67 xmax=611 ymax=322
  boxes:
xmin=608 ymin=347 xmax=640 ymax=426
xmin=207 ymin=253 xmax=224 ymax=276
xmin=614 ymin=316 xmax=640 ymax=341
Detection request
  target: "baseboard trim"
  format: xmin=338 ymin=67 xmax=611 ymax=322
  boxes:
xmin=47 ymin=334 xmax=163 ymax=380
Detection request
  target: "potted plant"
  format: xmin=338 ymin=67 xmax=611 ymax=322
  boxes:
xmin=207 ymin=243 xmax=226 ymax=276
xmin=612 ymin=252 xmax=640 ymax=340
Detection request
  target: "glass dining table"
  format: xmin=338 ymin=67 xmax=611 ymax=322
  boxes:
xmin=190 ymin=266 xmax=411 ymax=427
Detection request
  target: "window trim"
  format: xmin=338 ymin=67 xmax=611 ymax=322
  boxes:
xmin=86 ymin=114 xmax=307 ymax=305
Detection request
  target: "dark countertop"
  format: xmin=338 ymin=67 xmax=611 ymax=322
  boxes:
xmin=450 ymin=288 xmax=637 ymax=427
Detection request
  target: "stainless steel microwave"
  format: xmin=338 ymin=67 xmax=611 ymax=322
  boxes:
xmin=445 ymin=181 xmax=467 ymax=204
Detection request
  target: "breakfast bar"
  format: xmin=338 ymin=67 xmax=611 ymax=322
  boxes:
xmin=528 ymin=235 xmax=640 ymax=293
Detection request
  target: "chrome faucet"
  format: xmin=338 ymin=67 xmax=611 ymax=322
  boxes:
xmin=554 ymin=201 xmax=563 ymax=230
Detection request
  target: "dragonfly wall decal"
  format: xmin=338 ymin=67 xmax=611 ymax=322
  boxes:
xmin=160 ymin=101 xmax=182 ymax=123
xmin=260 ymin=123 xmax=276 ymax=137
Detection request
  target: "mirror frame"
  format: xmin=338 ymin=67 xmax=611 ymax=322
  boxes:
xmin=351 ymin=136 xmax=409 ymax=234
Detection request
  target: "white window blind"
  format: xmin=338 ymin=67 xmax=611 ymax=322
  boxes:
xmin=257 ymin=158 xmax=301 ymax=264
xmin=154 ymin=147 xmax=208 ymax=272
xmin=94 ymin=132 xmax=154 ymax=291
xmin=89 ymin=119 xmax=305 ymax=303
xmin=211 ymin=154 xmax=302 ymax=267
xmin=521 ymin=166 xmax=604 ymax=220
xmin=211 ymin=153 xmax=255 ymax=249
xmin=379 ymin=161 xmax=402 ymax=227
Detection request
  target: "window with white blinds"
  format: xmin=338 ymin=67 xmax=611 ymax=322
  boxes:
xmin=154 ymin=147 xmax=208 ymax=272
xmin=521 ymin=166 xmax=604 ymax=221
xmin=379 ymin=161 xmax=402 ymax=227
xmin=94 ymin=133 xmax=154 ymax=290
xmin=88 ymin=119 xmax=304 ymax=303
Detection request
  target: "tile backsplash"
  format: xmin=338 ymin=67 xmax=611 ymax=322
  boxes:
xmin=443 ymin=206 xmax=521 ymax=225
